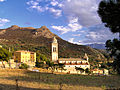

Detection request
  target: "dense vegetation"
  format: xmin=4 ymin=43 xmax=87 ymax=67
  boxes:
xmin=0 ymin=47 xmax=11 ymax=62
xmin=98 ymin=0 xmax=120 ymax=74
xmin=19 ymin=63 xmax=29 ymax=69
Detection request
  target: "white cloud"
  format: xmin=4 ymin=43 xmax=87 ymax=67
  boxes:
xmin=62 ymin=0 xmax=101 ymax=27
xmin=0 ymin=18 xmax=10 ymax=27
xmin=26 ymin=0 xmax=39 ymax=6
xmin=50 ymin=1 xmax=58 ymax=6
xmin=27 ymin=0 xmax=45 ymax=12
xmin=58 ymin=4 xmax=63 ymax=8
xmin=26 ymin=0 xmax=118 ymax=45
xmin=49 ymin=8 xmax=62 ymax=17
xmin=72 ymin=34 xmax=81 ymax=37
xmin=26 ymin=0 xmax=101 ymax=24
xmin=69 ymin=38 xmax=74 ymax=43
xmin=68 ymin=38 xmax=84 ymax=45
xmin=26 ymin=0 xmax=62 ymax=17
xmin=50 ymin=0 xmax=63 ymax=7
xmin=78 ymin=24 xmax=119 ymax=44
xmin=51 ymin=17 xmax=82 ymax=34
xmin=65 ymin=24 xmax=119 ymax=45
xmin=0 ymin=0 xmax=5 ymax=2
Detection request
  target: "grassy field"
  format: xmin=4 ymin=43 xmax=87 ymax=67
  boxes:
xmin=0 ymin=69 xmax=120 ymax=90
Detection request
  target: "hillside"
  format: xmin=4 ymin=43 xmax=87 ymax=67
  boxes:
xmin=0 ymin=25 xmax=106 ymax=61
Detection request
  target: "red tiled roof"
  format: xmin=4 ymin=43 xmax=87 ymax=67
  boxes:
xmin=15 ymin=50 xmax=35 ymax=53
xmin=59 ymin=58 xmax=86 ymax=61
xmin=91 ymin=69 xmax=103 ymax=71
xmin=64 ymin=63 xmax=89 ymax=65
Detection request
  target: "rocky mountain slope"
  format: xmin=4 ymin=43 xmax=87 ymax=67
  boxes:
xmin=0 ymin=25 xmax=107 ymax=61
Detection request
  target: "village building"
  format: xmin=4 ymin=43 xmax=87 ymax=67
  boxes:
xmin=91 ymin=68 xmax=109 ymax=75
xmin=51 ymin=37 xmax=90 ymax=74
xmin=14 ymin=50 xmax=36 ymax=67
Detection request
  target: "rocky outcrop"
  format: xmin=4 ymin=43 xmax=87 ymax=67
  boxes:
xmin=32 ymin=26 xmax=55 ymax=38
xmin=7 ymin=25 xmax=20 ymax=30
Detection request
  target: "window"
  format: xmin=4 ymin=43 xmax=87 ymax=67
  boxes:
xmin=53 ymin=47 xmax=56 ymax=52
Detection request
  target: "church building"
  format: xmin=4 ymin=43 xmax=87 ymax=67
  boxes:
xmin=51 ymin=37 xmax=90 ymax=74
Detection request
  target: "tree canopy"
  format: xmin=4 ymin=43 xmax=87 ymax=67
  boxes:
xmin=98 ymin=0 xmax=120 ymax=74
xmin=106 ymin=39 xmax=120 ymax=74
xmin=0 ymin=48 xmax=11 ymax=62
xmin=98 ymin=0 xmax=120 ymax=39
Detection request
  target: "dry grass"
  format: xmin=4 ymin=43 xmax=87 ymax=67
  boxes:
xmin=0 ymin=78 xmax=102 ymax=90
xmin=0 ymin=69 xmax=119 ymax=90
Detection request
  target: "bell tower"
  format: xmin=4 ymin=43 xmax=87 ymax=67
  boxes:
xmin=52 ymin=37 xmax=58 ymax=62
xmin=84 ymin=53 xmax=89 ymax=62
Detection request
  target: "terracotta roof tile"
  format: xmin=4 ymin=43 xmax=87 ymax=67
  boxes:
xmin=59 ymin=58 xmax=86 ymax=61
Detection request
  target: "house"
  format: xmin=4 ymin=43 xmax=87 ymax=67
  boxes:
xmin=91 ymin=68 xmax=109 ymax=75
xmin=51 ymin=37 xmax=90 ymax=74
xmin=14 ymin=50 xmax=36 ymax=67
xmin=103 ymin=69 xmax=109 ymax=75
xmin=91 ymin=68 xmax=103 ymax=75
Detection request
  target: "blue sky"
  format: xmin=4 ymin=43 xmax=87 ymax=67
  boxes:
xmin=0 ymin=0 xmax=118 ymax=45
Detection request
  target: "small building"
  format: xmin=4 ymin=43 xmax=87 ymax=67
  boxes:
xmin=91 ymin=68 xmax=103 ymax=75
xmin=14 ymin=50 xmax=36 ymax=67
xmin=91 ymin=68 xmax=109 ymax=75
xmin=59 ymin=58 xmax=90 ymax=69
xmin=103 ymin=69 xmax=109 ymax=75
xmin=58 ymin=58 xmax=90 ymax=74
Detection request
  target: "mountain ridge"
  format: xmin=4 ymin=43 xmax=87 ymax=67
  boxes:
xmin=0 ymin=25 xmax=107 ymax=61
xmin=86 ymin=43 xmax=106 ymax=49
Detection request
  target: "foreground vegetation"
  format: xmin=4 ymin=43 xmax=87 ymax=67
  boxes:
xmin=0 ymin=69 xmax=119 ymax=90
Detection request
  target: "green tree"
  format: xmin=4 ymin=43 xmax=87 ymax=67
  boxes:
xmin=36 ymin=53 xmax=52 ymax=68
xmin=36 ymin=53 xmax=48 ymax=61
xmin=19 ymin=63 xmax=29 ymax=69
xmin=58 ymin=63 xmax=65 ymax=72
xmin=98 ymin=0 xmax=120 ymax=40
xmin=106 ymin=39 xmax=120 ymax=74
xmin=98 ymin=0 xmax=120 ymax=74
xmin=85 ymin=68 xmax=90 ymax=74
xmin=0 ymin=48 xmax=11 ymax=62
xmin=36 ymin=53 xmax=47 ymax=68
xmin=75 ymin=67 xmax=84 ymax=74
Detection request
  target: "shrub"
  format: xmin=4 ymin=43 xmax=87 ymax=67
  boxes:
xmin=19 ymin=63 xmax=29 ymax=69
xmin=85 ymin=68 xmax=91 ymax=74
xmin=36 ymin=61 xmax=44 ymax=68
